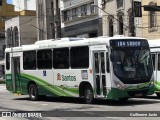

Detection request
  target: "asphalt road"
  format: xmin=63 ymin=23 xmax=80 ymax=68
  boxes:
xmin=0 ymin=84 xmax=160 ymax=120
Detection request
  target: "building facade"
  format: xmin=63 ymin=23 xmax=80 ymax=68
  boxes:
xmin=12 ymin=0 xmax=36 ymax=11
xmin=0 ymin=0 xmax=20 ymax=78
xmin=102 ymin=0 xmax=142 ymax=37
xmin=142 ymin=0 xmax=160 ymax=40
xmin=36 ymin=0 xmax=61 ymax=40
xmin=5 ymin=15 xmax=37 ymax=47
xmin=61 ymin=0 xmax=102 ymax=38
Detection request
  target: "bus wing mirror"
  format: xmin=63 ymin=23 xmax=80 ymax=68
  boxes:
xmin=110 ymin=53 xmax=114 ymax=62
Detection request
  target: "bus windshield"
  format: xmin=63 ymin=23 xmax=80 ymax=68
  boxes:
xmin=112 ymin=48 xmax=153 ymax=84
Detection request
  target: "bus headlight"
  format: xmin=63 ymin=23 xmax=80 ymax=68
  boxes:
xmin=114 ymin=81 xmax=124 ymax=90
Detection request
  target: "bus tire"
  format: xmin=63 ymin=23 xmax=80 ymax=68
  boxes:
xmin=84 ymin=86 xmax=94 ymax=104
xmin=156 ymin=93 xmax=160 ymax=98
xmin=29 ymin=84 xmax=39 ymax=101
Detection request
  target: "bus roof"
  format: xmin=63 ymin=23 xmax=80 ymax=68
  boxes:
xmin=5 ymin=36 xmax=147 ymax=53
xmin=148 ymin=39 xmax=160 ymax=52
xmin=148 ymin=39 xmax=160 ymax=48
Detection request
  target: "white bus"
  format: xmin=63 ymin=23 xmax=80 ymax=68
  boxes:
xmin=148 ymin=40 xmax=160 ymax=97
xmin=5 ymin=36 xmax=154 ymax=103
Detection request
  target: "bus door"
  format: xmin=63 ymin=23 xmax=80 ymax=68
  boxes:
xmin=93 ymin=52 xmax=107 ymax=97
xmin=11 ymin=57 xmax=21 ymax=93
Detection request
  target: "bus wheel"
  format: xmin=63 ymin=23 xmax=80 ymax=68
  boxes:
xmin=84 ymin=86 xmax=94 ymax=104
xmin=156 ymin=93 xmax=160 ymax=98
xmin=29 ymin=84 xmax=39 ymax=101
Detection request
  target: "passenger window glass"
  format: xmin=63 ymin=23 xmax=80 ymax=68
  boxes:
xmin=23 ymin=51 xmax=36 ymax=70
xmin=37 ymin=50 xmax=52 ymax=69
xmin=53 ymin=48 xmax=69 ymax=69
xmin=71 ymin=46 xmax=89 ymax=69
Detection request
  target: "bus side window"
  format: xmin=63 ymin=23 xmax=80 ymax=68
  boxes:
xmin=151 ymin=54 xmax=155 ymax=70
xmin=70 ymin=46 xmax=89 ymax=69
xmin=158 ymin=54 xmax=160 ymax=71
xmin=23 ymin=51 xmax=36 ymax=70
xmin=37 ymin=50 xmax=52 ymax=69
xmin=106 ymin=52 xmax=110 ymax=73
xmin=53 ymin=48 xmax=69 ymax=69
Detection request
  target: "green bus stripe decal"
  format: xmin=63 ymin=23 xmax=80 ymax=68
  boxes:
xmin=126 ymin=81 xmax=153 ymax=90
xmin=21 ymin=74 xmax=78 ymax=97
xmin=155 ymin=81 xmax=160 ymax=91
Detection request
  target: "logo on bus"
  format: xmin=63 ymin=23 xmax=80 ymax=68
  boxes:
xmin=57 ymin=73 xmax=76 ymax=81
xmin=57 ymin=73 xmax=61 ymax=80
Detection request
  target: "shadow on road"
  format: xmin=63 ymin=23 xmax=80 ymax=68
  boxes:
xmin=13 ymin=95 xmax=160 ymax=106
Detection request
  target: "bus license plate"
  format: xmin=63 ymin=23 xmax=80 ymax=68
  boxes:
xmin=135 ymin=93 xmax=142 ymax=97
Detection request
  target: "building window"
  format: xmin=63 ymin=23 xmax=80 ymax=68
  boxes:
xmin=90 ymin=2 xmax=94 ymax=14
xmin=51 ymin=1 xmax=54 ymax=15
xmin=63 ymin=10 xmax=70 ymax=21
xmin=109 ymin=19 xmax=114 ymax=37
xmin=118 ymin=16 xmax=123 ymax=35
xmin=6 ymin=28 xmax=12 ymax=47
xmin=117 ymin=0 xmax=123 ymax=8
xmin=81 ymin=5 xmax=87 ymax=16
xmin=13 ymin=27 xmax=19 ymax=47
xmin=72 ymin=8 xmax=78 ymax=19
xmin=149 ymin=11 xmax=156 ymax=29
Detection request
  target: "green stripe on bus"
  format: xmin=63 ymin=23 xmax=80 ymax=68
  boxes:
xmin=155 ymin=81 xmax=160 ymax=91
xmin=126 ymin=81 xmax=153 ymax=90
xmin=21 ymin=73 xmax=78 ymax=97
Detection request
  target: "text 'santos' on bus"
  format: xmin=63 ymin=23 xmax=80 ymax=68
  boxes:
xmin=5 ymin=36 xmax=154 ymax=104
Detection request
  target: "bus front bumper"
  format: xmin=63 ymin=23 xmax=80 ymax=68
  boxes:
xmin=107 ymin=86 xmax=154 ymax=100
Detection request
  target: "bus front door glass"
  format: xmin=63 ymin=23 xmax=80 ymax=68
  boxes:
xmin=11 ymin=57 xmax=21 ymax=93
xmin=94 ymin=52 xmax=107 ymax=96
xmin=157 ymin=54 xmax=160 ymax=82
xmin=151 ymin=54 xmax=157 ymax=81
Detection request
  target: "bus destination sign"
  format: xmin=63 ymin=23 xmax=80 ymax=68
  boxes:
xmin=110 ymin=40 xmax=148 ymax=47
xmin=117 ymin=41 xmax=140 ymax=47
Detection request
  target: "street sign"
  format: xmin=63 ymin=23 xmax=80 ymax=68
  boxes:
xmin=144 ymin=5 xmax=160 ymax=11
